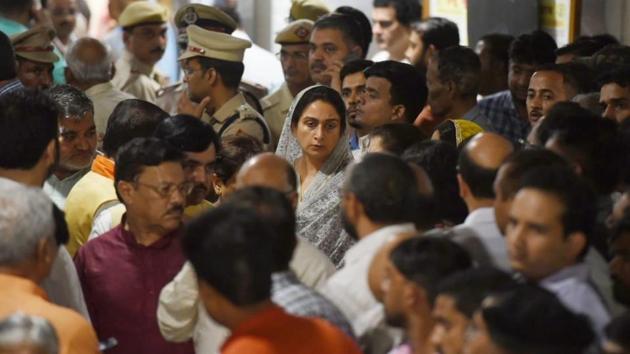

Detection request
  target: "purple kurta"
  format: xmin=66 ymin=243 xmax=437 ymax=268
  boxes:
xmin=75 ymin=224 xmax=194 ymax=354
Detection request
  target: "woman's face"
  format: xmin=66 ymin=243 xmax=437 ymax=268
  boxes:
xmin=292 ymin=100 xmax=342 ymax=161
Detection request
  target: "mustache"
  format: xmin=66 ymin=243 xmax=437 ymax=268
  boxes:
xmin=151 ymin=47 xmax=166 ymax=54
xmin=310 ymin=61 xmax=326 ymax=71
xmin=166 ymin=205 xmax=184 ymax=215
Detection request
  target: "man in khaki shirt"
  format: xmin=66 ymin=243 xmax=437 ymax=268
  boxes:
xmin=65 ymin=37 xmax=134 ymax=142
xmin=111 ymin=1 xmax=169 ymax=103
xmin=262 ymin=19 xmax=315 ymax=147
xmin=179 ymin=25 xmax=271 ymax=146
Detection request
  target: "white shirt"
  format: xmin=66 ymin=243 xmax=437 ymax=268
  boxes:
xmin=540 ymin=263 xmax=610 ymax=339
xmin=320 ymin=223 xmax=416 ymax=336
xmin=453 ymin=207 xmax=510 ymax=271
xmin=43 ymin=169 xmax=89 ymax=210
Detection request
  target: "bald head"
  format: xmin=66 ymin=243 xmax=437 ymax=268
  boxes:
xmin=458 ymin=132 xmax=514 ymax=201
xmin=236 ymin=153 xmax=297 ymax=194
xmin=66 ymin=37 xmax=114 ymax=85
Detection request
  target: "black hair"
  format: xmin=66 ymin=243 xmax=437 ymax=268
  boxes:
xmin=434 ymin=45 xmax=481 ymax=99
xmin=598 ymin=65 xmax=630 ymax=89
xmin=457 ymin=148 xmax=498 ymax=199
xmin=0 ymin=31 xmax=16 ymax=81
xmin=46 ymin=84 xmax=95 ymax=118
xmin=403 ymin=140 xmax=468 ymax=225
xmin=556 ymin=38 xmax=604 ymax=58
xmin=52 ymin=204 xmax=69 ymax=246
xmin=102 ymin=99 xmax=168 ymax=158
xmin=389 ymin=235 xmax=472 ymax=303
xmin=340 ymin=59 xmax=373 ymax=83
xmin=290 ymin=85 xmax=347 ymax=134
xmin=184 ymin=205 xmax=273 ymax=305
xmin=0 ymin=0 xmax=33 ymax=13
xmin=519 ymin=165 xmax=597 ymax=253
xmin=364 ymin=60 xmax=427 ymax=122
xmin=0 ymin=89 xmax=58 ymax=170
xmin=482 ymin=285 xmax=595 ymax=354
xmin=534 ymin=62 xmax=595 ymax=95
xmin=479 ymin=33 xmax=514 ymax=68
xmin=314 ymin=9 xmax=371 ymax=58
xmin=498 ymin=149 xmax=567 ymax=200
xmin=344 ymin=153 xmax=418 ymax=224
xmin=369 ymin=123 xmax=426 ymax=155
xmin=589 ymin=45 xmax=630 ymax=77
xmin=436 ymin=267 xmax=517 ymax=318
xmin=536 ymin=101 xmax=622 ymax=194
xmin=619 ymin=119 xmax=630 ymax=188
xmin=372 ymin=0 xmax=422 ymax=26
xmin=213 ymin=135 xmax=263 ymax=183
xmin=114 ymin=137 xmax=184 ymax=200
xmin=223 ymin=187 xmax=296 ymax=272
xmin=509 ymin=30 xmax=557 ymax=66
xmin=194 ymin=56 xmax=244 ymax=90
xmin=412 ymin=17 xmax=459 ymax=51
xmin=154 ymin=115 xmax=220 ymax=154
xmin=604 ymin=311 xmax=630 ymax=351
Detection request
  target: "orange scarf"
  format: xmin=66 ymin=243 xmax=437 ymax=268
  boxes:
xmin=91 ymin=155 xmax=115 ymax=180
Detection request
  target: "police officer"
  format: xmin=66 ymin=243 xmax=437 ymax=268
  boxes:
xmin=111 ymin=1 xmax=169 ymax=103
xmin=11 ymin=26 xmax=59 ymax=90
xmin=156 ymin=4 xmax=237 ymax=115
xmin=179 ymin=25 xmax=271 ymax=146
xmin=261 ymin=19 xmax=314 ymax=147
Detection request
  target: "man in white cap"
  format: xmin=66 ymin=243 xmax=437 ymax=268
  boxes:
xmin=111 ymin=1 xmax=169 ymax=103
xmin=179 ymin=25 xmax=271 ymax=146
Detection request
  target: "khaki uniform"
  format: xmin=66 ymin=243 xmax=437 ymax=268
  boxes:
xmin=261 ymin=83 xmax=293 ymax=147
xmin=207 ymin=92 xmax=271 ymax=145
xmin=112 ymin=51 xmax=168 ymax=104
xmin=155 ymin=82 xmax=185 ymax=115
xmin=11 ymin=26 xmax=59 ymax=64
xmin=85 ymin=81 xmax=135 ymax=140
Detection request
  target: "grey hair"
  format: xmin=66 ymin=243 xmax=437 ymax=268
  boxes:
xmin=0 ymin=179 xmax=55 ymax=266
xmin=47 ymin=84 xmax=94 ymax=119
xmin=0 ymin=313 xmax=59 ymax=354
xmin=66 ymin=38 xmax=114 ymax=83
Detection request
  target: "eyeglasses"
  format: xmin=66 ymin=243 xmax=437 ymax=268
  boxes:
xmin=276 ymin=51 xmax=309 ymax=61
xmin=135 ymin=181 xmax=194 ymax=198
xmin=182 ymin=66 xmax=207 ymax=78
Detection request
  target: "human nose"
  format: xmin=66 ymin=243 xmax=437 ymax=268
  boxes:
xmin=602 ymin=105 xmax=616 ymax=120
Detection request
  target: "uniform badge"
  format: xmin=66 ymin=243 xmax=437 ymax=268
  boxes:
xmin=183 ymin=8 xmax=198 ymax=25
xmin=295 ymin=26 xmax=309 ymax=40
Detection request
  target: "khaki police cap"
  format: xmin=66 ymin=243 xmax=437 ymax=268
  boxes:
xmin=118 ymin=1 xmax=168 ymax=28
xmin=11 ymin=26 xmax=59 ymax=64
xmin=174 ymin=4 xmax=237 ymax=33
xmin=290 ymin=0 xmax=330 ymax=22
xmin=179 ymin=25 xmax=251 ymax=62
xmin=275 ymin=19 xmax=314 ymax=45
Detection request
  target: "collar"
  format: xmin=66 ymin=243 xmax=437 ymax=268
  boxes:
xmin=345 ymin=223 xmax=416 ymax=265
xmin=540 ymin=263 xmax=589 ymax=287
xmin=85 ymin=81 xmax=116 ymax=96
xmin=463 ymin=207 xmax=496 ymax=226
xmin=212 ymin=92 xmax=247 ymax=122
xmin=91 ymin=155 xmax=115 ymax=179
xmin=47 ymin=168 xmax=90 ymax=184
xmin=123 ymin=50 xmax=155 ymax=77
xmin=222 ymin=304 xmax=286 ymax=351
xmin=271 ymin=270 xmax=299 ymax=289
xmin=119 ymin=215 xmax=181 ymax=250
xmin=0 ymin=274 xmax=48 ymax=299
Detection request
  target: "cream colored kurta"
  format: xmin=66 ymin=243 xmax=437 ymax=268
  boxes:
xmin=111 ymin=50 xmax=167 ymax=104
xmin=85 ymin=81 xmax=135 ymax=140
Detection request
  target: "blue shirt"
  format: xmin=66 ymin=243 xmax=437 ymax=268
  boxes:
xmin=0 ymin=79 xmax=23 ymax=97
xmin=478 ymin=90 xmax=530 ymax=143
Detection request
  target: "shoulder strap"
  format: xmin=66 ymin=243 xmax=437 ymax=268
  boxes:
xmin=218 ymin=112 xmax=271 ymax=145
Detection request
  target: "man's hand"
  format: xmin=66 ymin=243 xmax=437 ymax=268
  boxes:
xmin=177 ymin=94 xmax=211 ymax=119
xmin=326 ymin=59 xmax=344 ymax=94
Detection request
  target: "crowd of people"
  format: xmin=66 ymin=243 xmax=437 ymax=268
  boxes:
xmin=1 ymin=0 xmax=630 ymax=353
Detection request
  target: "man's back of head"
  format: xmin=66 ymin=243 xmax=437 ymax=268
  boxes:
xmin=101 ymin=99 xmax=169 ymax=158
xmin=236 ymin=153 xmax=297 ymax=198
xmin=458 ymin=133 xmax=513 ymax=205
xmin=0 ymin=179 xmax=55 ymax=283
xmin=65 ymin=37 xmax=114 ymax=88
xmin=364 ymin=60 xmax=427 ymax=123
xmin=415 ymin=17 xmax=460 ymax=51
xmin=510 ymin=30 xmax=557 ymax=66
xmin=154 ymin=114 xmax=220 ymax=155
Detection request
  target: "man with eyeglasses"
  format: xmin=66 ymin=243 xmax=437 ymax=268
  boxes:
xmin=262 ymin=19 xmax=315 ymax=148
xmin=75 ymin=137 xmax=194 ymax=354
xmin=11 ymin=26 xmax=58 ymax=90
xmin=111 ymin=1 xmax=169 ymax=104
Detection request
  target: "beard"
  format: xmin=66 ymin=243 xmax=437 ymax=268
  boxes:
xmin=341 ymin=208 xmax=359 ymax=241
xmin=612 ymin=278 xmax=630 ymax=306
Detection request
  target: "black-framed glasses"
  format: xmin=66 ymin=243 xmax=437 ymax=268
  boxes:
xmin=135 ymin=181 xmax=194 ymax=198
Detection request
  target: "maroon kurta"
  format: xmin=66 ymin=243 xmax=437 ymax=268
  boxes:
xmin=75 ymin=223 xmax=193 ymax=354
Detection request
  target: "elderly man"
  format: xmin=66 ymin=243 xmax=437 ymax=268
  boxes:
xmin=11 ymin=26 xmax=59 ymax=90
xmin=43 ymin=85 xmax=97 ymax=210
xmin=371 ymin=0 xmax=421 ymax=62
xmin=262 ymin=19 xmax=314 ymax=146
xmin=75 ymin=138 xmax=194 ymax=354
xmin=0 ymin=179 xmax=99 ymax=354
xmin=65 ymin=37 xmax=135 ymax=141
xmin=111 ymin=1 xmax=169 ymax=103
